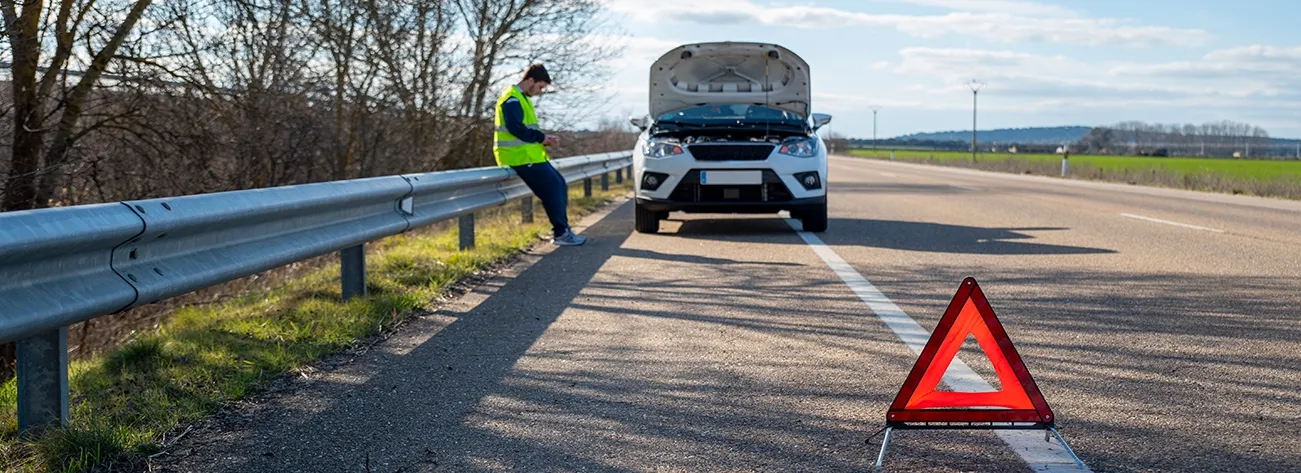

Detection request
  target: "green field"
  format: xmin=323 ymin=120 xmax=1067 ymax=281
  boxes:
xmin=848 ymin=149 xmax=1301 ymax=181
xmin=845 ymin=149 xmax=1301 ymax=198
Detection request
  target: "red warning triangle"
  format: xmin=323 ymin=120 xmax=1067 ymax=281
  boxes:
xmin=887 ymin=277 xmax=1055 ymax=425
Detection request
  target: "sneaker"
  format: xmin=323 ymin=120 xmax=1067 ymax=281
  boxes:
xmin=552 ymin=229 xmax=587 ymax=246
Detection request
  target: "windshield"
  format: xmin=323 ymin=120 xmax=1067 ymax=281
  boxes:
xmin=656 ymin=105 xmax=806 ymax=129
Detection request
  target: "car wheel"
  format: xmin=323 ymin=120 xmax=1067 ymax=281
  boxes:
xmin=801 ymin=203 xmax=828 ymax=233
xmin=635 ymin=202 xmax=661 ymax=234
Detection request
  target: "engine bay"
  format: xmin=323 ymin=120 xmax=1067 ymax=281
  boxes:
xmin=650 ymin=127 xmax=809 ymax=145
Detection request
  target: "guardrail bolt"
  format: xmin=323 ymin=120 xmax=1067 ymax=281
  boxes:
xmin=601 ymin=172 xmax=609 ymax=191
xmin=341 ymin=244 xmax=367 ymax=300
xmin=16 ymin=327 xmax=69 ymax=438
xmin=459 ymin=213 xmax=476 ymax=250
xmin=615 ymin=168 xmax=623 ymax=184
xmin=584 ymin=177 xmax=592 ymax=197
xmin=521 ymin=197 xmax=534 ymax=223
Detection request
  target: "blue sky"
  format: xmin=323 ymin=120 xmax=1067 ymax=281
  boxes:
xmin=593 ymin=0 xmax=1301 ymax=139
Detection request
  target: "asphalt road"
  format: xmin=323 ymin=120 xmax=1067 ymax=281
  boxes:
xmin=155 ymin=156 xmax=1301 ymax=472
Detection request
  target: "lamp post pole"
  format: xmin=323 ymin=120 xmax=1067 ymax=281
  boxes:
xmin=968 ymin=80 xmax=985 ymax=163
xmin=870 ymin=106 xmax=880 ymax=154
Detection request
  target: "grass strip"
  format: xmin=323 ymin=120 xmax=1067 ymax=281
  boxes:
xmin=0 ymin=181 xmax=631 ymax=472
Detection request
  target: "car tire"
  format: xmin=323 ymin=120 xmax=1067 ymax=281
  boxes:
xmin=635 ymin=202 xmax=661 ymax=234
xmin=800 ymin=203 xmax=828 ymax=233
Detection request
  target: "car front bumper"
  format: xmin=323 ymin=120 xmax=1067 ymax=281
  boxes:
xmin=636 ymin=195 xmax=826 ymax=214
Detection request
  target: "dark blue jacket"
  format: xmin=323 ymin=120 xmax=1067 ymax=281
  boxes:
xmin=501 ymin=96 xmax=546 ymax=144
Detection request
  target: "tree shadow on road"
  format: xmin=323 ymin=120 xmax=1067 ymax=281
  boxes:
xmin=668 ymin=217 xmax=1115 ymax=256
xmin=819 ymin=218 xmax=1114 ymax=255
xmin=613 ymin=247 xmax=803 ymax=267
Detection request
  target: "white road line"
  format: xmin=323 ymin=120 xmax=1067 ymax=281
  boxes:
xmin=786 ymin=219 xmax=1090 ymax=472
xmin=1120 ymin=213 xmax=1224 ymax=233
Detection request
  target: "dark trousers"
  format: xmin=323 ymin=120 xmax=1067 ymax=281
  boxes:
xmin=512 ymin=161 xmax=570 ymax=237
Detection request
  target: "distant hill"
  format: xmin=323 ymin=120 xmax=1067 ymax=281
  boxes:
xmin=892 ymin=126 xmax=1092 ymax=144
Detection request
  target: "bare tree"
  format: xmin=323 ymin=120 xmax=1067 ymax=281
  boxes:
xmin=364 ymin=0 xmax=461 ymax=173
xmin=1 ymin=0 xmax=155 ymax=211
xmin=1086 ymin=120 xmax=1271 ymax=157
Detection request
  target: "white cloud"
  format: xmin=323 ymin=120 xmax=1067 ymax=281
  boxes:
xmin=1110 ymin=45 xmax=1301 ymax=82
xmin=1095 ymin=45 xmax=1301 ymax=122
xmin=602 ymin=0 xmax=1213 ymax=47
xmin=881 ymin=46 xmax=1301 ymax=117
xmin=585 ymin=35 xmax=696 ymax=121
xmin=897 ymin=0 xmax=1080 ymax=18
xmin=596 ymin=34 xmax=689 ymax=71
xmin=813 ymin=91 xmax=937 ymax=110
xmin=893 ymin=47 xmax=1085 ymax=78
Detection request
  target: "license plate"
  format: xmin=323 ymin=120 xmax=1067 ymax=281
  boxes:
xmin=699 ymin=170 xmax=762 ymax=185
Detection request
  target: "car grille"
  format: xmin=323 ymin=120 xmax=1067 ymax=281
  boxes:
xmin=688 ymin=144 xmax=774 ymax=161
xmin=667 ymin=169 xmax=794 ymax=203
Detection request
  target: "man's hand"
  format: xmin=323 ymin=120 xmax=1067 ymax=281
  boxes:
xmin=543 ymin=135 xmax=560 ymax=147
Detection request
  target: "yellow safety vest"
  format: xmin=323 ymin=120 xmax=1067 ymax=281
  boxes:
xmin=493 ymin=86 xmax=549 ymax=167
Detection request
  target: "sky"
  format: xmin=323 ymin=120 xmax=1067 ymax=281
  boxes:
xmin=591 ymin=0 xmax=1301 ymax=139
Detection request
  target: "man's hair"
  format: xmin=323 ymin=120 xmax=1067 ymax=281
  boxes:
xmin=523 ymin=63 xmax=551 ymax=84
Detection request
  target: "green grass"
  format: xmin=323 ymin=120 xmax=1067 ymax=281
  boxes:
xmin=846 ymin=149 xmax=1301 ymax=199
xmin=0 ymin=181 xmax=630 ymax=472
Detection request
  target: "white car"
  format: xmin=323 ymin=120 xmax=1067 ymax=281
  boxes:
xmin=630 ymin=42 xmax=830 ymax=234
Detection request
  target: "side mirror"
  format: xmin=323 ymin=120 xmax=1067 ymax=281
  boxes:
xmin=811 ymin=113 xmax=832 ymax=130
xmin=630 ymin=115 xmax=649 ymax=131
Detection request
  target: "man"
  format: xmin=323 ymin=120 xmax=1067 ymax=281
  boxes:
xmin=494 ymin=63 xmax=586 ymax=246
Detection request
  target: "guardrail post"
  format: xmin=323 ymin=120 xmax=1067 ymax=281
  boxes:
xmin=521 ymin=197 xmax=534 ymax=223
xmin=615 ymin=168 xmax=623 ymax=184
xmin=17 ymin=327 xmax=68 ymax=438
xmin=601 ymin=172 xmax=609 ymax=191
xmin=459 ymin=213 xmax=475 ymax=250
xmin=341 ymin=244 xmax=366 ymax=300
xmin=583 ymin=177 xmax=592 ymax=197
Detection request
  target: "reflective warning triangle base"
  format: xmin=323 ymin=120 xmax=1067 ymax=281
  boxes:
xmin=886 ymin=276 xmax=1055 ymax=428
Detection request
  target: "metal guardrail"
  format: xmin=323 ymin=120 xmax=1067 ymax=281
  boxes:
xmin=0 ymin=151 xmax=633 ymax=435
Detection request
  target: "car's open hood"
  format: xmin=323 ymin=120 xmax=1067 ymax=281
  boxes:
xmin=649 ymin=42 xmax=810 ymax=119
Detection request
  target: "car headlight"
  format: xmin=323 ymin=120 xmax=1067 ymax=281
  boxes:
xmin=778 ymin=137 xmax=818 ymax=157
xmin=644 ymin=139 xmax=684 ymax=158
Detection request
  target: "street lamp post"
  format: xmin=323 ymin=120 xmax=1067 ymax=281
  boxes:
xmin=968 ymin=80 xmax=985 ymax=163
xmin=870 ymin=106 xmax=880 ymax=154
